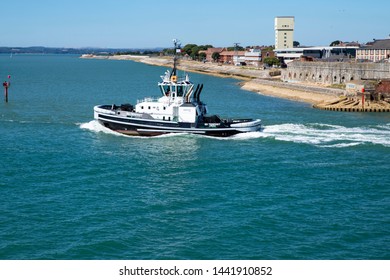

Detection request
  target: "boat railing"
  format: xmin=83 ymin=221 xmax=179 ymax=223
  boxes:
xmin=137 ymin=96 xmax=185 ymax=106
xmin=137 ymin=97 xmax=160 ymax=103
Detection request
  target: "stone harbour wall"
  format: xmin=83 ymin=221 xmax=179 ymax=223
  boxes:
xmin=282 ymin=61 xmax=390 ymax=85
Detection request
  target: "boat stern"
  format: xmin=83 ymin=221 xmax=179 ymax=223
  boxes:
xmin=230 ymin=119 xmax=262 ymax=132
xmin=94 ymin=105 xmax=116 ymax=120
xmin=93 ymin=105 xmax=100 ymax=120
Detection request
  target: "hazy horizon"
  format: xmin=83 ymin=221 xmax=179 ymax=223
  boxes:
xmin=4 ymin=0 xmax=389 ymax=49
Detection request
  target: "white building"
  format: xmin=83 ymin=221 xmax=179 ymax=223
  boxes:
xmin=275 ymin=16 xmax=294 ymax=49
xmin=244 ymin=49 xmax=262 ymax=67
xmin=275 ymin=46 xmax=358 ymax=63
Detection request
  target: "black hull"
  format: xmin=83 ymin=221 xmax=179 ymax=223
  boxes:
xmin=98 ymin=118 xmax=241 ymax=137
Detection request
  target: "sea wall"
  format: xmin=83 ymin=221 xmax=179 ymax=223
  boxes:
xmin=282 ymin=61 xmax=390 ymax=85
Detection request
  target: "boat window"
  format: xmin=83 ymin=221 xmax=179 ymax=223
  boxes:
xmin=161 ymin=85 xmax=170 ymax=96
xmin=171 ymin=85 xmax=176 ymax=95
xmin=177 ymin=85 xmax=183 ymax=97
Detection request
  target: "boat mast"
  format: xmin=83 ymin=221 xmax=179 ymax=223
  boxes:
xmin=171 ymin=39 xmax=181 ymax=78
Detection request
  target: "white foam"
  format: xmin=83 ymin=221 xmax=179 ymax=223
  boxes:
xmin=230 ymin=131 xmax=264 ymax=140
xmin=319 ymin=142 xmax=361 ymax=148
xmin=261 ymin=123 xmax=390 ymax=147
xmin=376 ymin=123 xmax=390 ymax=131
xmin=79 ymin=120 xmax=124 ymax=136
xmin=78 ymin=120 xmax=390 ymax=147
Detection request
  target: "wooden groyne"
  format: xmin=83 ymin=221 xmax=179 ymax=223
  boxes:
xmin=314 ymin=97 xmax=390 ymax=112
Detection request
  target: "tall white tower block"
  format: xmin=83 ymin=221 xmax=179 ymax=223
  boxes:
xmin=275 ymin=16 xmax=295 ymax=49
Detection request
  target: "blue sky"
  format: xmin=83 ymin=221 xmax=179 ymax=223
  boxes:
xmin=2 ymin=0 xmax=389 ymax=48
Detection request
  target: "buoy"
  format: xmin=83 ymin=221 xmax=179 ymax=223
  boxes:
xmin=3 ymin=80 xmax=10 ymax=103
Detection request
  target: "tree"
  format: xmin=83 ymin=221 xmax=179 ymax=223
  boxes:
xmin=263 ymin=57 xmax=280 ymax=67
xmin=293 ymin=41 xmax=300 ymax=47
xmin=162 ymin=48 xmax=175 ymax=55
xmin=262 ymin=46 xmax=274 ymax=52
xmin=199 ymin=52 xmax=206 ymax=61
xmin=212 ymin=52 xmax=220 ymax=62
xmin=182 ymin=44 xmax=198 ymax=56
xmin=227 ymin=46 xmax=245 ymax=51
xmin=181 ymin=44 xmax=214 ymax=60
xmin=330 ymin=40 xmax=342 ymax=46
xmin=199 ymin=45 xmax=213 ymax=51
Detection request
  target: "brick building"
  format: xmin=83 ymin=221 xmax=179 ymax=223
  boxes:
xmin=199 ymin=48 xmax=226 ymax=62
xmin=356 ymin=39 xmax=390 ymax=62
xmin=219 ymin=50 xmax=245 ymax=64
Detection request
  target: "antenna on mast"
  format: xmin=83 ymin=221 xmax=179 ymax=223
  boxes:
xmin=171 ymin=39 xmax=181 ymax=77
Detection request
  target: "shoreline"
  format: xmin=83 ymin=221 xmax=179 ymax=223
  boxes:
xmin=241 ymin=80 xmax=340 ymax=104
xmin=80 ymin=54 xmax=344 ymax=105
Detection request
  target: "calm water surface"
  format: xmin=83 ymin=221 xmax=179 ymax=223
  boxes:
xmin=0 ymin=54 xmax=389 ymax=259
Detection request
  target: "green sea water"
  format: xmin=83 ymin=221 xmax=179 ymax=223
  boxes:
xmin=0 ymin=54 xmax=389 ymax=259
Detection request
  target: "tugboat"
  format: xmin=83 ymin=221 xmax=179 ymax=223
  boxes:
xmin=94 ymin=40 xmax=262 ymax=137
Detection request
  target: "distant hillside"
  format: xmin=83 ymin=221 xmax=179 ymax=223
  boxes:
xmin=0 ymin=46 xmax=164 ymax=55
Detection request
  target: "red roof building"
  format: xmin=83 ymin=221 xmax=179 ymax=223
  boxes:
xmin=199 ymin=48 xmax=226 ymax=62
xmin=219 ymin=50 xmax=245 ymax=64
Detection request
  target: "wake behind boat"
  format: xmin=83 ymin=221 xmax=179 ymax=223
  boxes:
xmin=94 ymin=40 xmax=262 ymax=137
